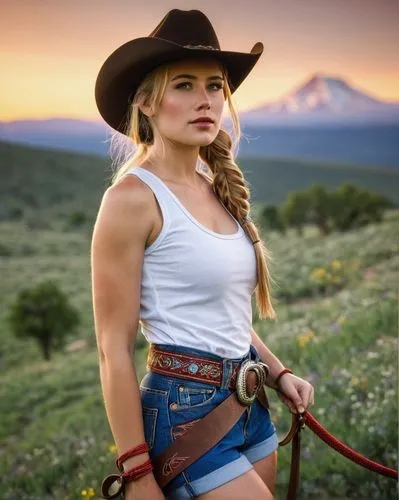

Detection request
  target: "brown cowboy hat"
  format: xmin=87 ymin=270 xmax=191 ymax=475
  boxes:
xmin=95 ymin=9 xmax=264 ymax=134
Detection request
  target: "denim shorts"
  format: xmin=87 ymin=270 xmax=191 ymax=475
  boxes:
xmin=139 ymin=343 xmax=278 ymax=499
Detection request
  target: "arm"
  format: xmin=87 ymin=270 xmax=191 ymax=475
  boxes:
xmin=91 ymin=175 xmax=163 ymax=495
xmin=250 ymin=326 xmax=314 ymax=413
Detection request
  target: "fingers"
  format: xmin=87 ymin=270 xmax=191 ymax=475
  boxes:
xmin=277 ymin=379 xmax=315 ymax=414
xmin=291 ymin=385 xmax=314 ymax=413
xmin=276 ymin=391 xmax=297 ymax=414
xmin=305 ymin=384 xmax=315 ymax=409
xmin=298 ymin=383 xmax=314 ymax=411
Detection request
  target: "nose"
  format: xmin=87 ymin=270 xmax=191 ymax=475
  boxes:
xmin=195 ymin=85 xmax=211 ymax=110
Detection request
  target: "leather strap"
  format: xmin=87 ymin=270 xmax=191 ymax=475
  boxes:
xmin=152 ymin=370 xmax=267 ymax=489
xmin=153 ymin=391 xmax=246 ymax=488
xmin=279 ymin=414 xmax=303 ymax=500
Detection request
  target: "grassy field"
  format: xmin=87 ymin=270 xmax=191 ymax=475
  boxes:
xmin=0 ymin=141 xmax=397 ymax=499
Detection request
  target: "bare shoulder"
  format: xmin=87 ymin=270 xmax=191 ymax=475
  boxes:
xmin=93 ymin=173 xmax=156 ymax=249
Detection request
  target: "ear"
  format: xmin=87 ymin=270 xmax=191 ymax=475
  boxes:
xmin=137 ymin=95 xmax=155 ymax=118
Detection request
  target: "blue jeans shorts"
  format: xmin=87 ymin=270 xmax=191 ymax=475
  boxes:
xmin=139 ymin=343 xmax=278 ymax=499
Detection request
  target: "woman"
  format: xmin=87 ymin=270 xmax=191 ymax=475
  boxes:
xmin=92 ymin=9 xmax=314 ymax=500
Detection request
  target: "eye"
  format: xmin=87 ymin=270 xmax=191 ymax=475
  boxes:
xmin=175 ymin=81 xmax=192 ymax=90
xmin=209 ymin=82 xmax=224 ymax=91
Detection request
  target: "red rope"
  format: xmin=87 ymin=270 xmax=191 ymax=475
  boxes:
xmin=303 ymin=411 xmax=398 ymax=479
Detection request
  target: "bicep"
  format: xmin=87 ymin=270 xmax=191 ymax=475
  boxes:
xmin=91 ymin=180 xmax=152 ymax=357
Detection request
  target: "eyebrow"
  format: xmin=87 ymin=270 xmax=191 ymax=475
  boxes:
xmin=171 ymin=74 xmax=224 ymax=82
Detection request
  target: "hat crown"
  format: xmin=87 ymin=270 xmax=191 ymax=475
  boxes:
xmin=149 ymin=9 xmax=221 ymax=50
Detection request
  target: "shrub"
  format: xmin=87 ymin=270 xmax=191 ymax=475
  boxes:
xmin=7 ymin=280 xmax=80 ymax=360
xmin=260 ymin=204 xmax=286 ymax=233
xmin=68 ymin=210 xmax=87 ymax=228
xmin=331 ymin=184 xmax=393 ymax=232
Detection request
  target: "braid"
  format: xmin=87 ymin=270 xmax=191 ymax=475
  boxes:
xmin=200 ymin=130 xmax=250 ymax=221
xmin=199 ymin=129 xmax=277 ymax=321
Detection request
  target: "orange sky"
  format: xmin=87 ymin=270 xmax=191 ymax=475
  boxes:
xmin=1 ymin=0 xmax=398 ymax=121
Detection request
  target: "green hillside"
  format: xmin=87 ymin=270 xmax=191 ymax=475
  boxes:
xmin=0 ymin=140 xmax=397 ymax=499
xmin=240 ymin=156 xmax=399 ymax=207
xmin=1 ymin=141 xmax=398 ymax=228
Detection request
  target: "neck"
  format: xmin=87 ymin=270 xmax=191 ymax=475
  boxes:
xmin=145 ymin=138 xmax=204 ymax=187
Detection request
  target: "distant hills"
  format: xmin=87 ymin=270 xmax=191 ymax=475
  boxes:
xmin=1 ymin=73 xmax=398 ymax=168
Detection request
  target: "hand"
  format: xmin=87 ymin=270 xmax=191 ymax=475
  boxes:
xmin=276 ymin=373 xmax=314 ymax=414
xmin=124 ymin=472 xmax=165 ymax=500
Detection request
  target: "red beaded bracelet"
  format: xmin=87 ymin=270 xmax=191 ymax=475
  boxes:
xmin=116 ymin=442 xmax=149 ymax=471
xmin=122 ymin=458 xmax=154 ymax=483
xmin=275 ymin=368 xmax=293 ymax=385
xmin=101 ymin=446 xmax=153 ymax=499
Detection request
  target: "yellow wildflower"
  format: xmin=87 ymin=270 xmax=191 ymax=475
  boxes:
xmin=310 ymin=267 xmax=326 ymax=281
xmin=331 ymin=260 xmax=341 ymax=270
xmin=297 ymin=329 xmax=314 ymax=348
xmin=81 ymin=490 xmax=87 ymax=497
xmin=109 ymin=444 xmax=117 ymax=454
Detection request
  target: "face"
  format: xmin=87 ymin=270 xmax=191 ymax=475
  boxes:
xmin=149 ymin=58 xmax=226 ymax=147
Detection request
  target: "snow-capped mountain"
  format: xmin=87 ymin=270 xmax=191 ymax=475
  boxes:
xmin=240 ymin=73 xmax=399 ymax=125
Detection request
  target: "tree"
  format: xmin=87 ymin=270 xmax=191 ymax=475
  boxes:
xmin=330 ymin=184 xmax=393 ymax=231
xmin=8 ymin=280 xmax=80 ymax=360
xmin=359 ymin=192 xmax=393 ymax=225
xmin=260 ymin=204 xmax=286 ymax=233
xmin=281 ymin=192 xmax=310 ymax=236
xmin=306 ymin=184 xmax=333 ymax=236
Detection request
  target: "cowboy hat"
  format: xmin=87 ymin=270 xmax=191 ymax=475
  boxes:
xmin=95 ymin=9 xmax=264 ymax=134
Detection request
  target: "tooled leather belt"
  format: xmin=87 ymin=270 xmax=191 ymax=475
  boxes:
xmin=147 ymin=345 xmax=247 ymax=391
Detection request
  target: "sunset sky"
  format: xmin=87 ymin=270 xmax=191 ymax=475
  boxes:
xmin=1 ymin=0 xmax=398 ymax=121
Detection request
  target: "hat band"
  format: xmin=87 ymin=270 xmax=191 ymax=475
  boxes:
xmin=183 ymin=44 xmax=218 ymax=51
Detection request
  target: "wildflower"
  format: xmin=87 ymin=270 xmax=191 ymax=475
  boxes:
xmin=297 ymin=329 xmax=314 ymax=348
xmin=331 ymin=260 xmax=341 ymax=270
xmin=310 ymin=267 xmax=326 ymax=280
xmin=82 ymin=488 xmax=95 ymax=498
xmin=109 ymin=443 xmax=117 ymax=454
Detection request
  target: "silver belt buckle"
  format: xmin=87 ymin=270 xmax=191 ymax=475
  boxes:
xmin=235 ymin=360 xmax=269 ymax=405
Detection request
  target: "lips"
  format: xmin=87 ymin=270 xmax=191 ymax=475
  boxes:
xmin=190 ymin=117 xmax=214 ymax=124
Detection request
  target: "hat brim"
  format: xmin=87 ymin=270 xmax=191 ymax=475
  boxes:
xmin=95 ymin=37 xmax=264 ymax=134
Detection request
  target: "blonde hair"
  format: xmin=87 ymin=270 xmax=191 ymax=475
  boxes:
xmin=109 ymin=61 xmax=277 ymax=320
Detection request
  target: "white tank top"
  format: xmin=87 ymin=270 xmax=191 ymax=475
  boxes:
xmin=127 ymin=166 xmax=257 ymax=359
